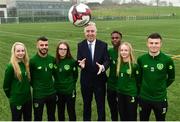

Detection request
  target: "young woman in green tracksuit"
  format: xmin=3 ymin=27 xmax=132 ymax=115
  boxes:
xmin=137 ymin=33 xmax=175 ymax=121
xmin=116 ymin=42 xmax=140 ymax=121
xmin=54 ymin=41 xmax=78 ymax=121
xmin=3 ymin=42 xmax=32 ymax=121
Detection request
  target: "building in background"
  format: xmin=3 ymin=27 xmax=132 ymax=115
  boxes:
xmin=3 ymin=0 xmax=180 ymax=23
xmin=6 ymin=0 xmax=72 ymax=22
xmin=0 ymin=0 xmax=7 ymax=18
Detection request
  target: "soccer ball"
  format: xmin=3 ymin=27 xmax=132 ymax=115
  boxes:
xmin=68 ymin=3 xmax=91 ymax=27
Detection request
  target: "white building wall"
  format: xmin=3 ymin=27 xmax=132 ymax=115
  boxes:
xmin=0 ymin=8 xmax=7 ymax=18
xmin=0 ymin=0 xmax=7 ymax=18
xmin=0 ymin=0 xmax=6 ymax=4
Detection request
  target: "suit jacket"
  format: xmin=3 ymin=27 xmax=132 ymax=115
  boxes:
xmin=77 ymin=39 xmax=110 ymax=87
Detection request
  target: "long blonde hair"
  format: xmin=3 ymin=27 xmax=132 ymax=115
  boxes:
xmin=10 ymin=42 xmax=31 ymax=81
xmin=116 ymin=42 xmax=135 ymax=77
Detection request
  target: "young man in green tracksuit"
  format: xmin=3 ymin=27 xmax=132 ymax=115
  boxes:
xmin=54 ymin=41 xmax=78 ymax=121
xmin=137 ymin=33 xmax=175 ymax=121
xmin=30 ymin=36 xmax=56 ymax=121
xmin=107 ymin=31 xmax=122 ymax=121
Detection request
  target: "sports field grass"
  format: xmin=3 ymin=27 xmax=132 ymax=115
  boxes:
xmin=0 ymin=19 xmax=179 ymax=120
xmin=92 ymin=6 xmax=180 ymax=17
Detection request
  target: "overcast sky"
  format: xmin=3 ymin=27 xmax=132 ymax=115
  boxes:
xmin=80 ymin=0 xmax=180 ymax=6
xmin=4 ymin=0 xmax=179 ymax=6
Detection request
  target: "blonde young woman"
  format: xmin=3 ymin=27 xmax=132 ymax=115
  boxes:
xmin=3 ymin=42 xmax=32 ymax=121
xmin=116 ymin=42 xmax=140 ymax=121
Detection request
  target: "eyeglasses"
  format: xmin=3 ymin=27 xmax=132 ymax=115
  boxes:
xmin=111 ymin=37 xmax=119 ymax=39
xmin=59 ymin=48 xmax=67 ymax=51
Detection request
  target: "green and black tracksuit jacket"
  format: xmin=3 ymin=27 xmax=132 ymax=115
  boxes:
xmin=54 ymin=58 xmax=78 ymax=95
xmin=116 ymin=62 xmax=141 ymax=97
xmin=107 ymin=48 xmax=118 ymax=91
xmin=30 ymin=54 xmax=56 ymax=99
xmin=137 ymin=52 xmax=175 ymax=102
xmin=3 ymin=62 xmax=31 ymax=106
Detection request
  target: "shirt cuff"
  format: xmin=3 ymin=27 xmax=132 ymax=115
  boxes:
xmin=102 ymin=65 xmax=105 ymax=72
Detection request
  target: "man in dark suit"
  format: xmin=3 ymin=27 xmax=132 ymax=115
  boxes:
xmin=77 ymin=22 xmax=110 ymax=121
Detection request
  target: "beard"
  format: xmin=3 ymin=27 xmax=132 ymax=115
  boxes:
xmin=38 ymin=48 xmax=48 ymax=56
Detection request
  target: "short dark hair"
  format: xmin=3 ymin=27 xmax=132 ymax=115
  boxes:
xmin=147 ymin=33 xmax=162 ymax=40
xmin=111 ymin=31 xmax=122 ymax=38
xmin=37 ymin=36 xmax=48 ymax=41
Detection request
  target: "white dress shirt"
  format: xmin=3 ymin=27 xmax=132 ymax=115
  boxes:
xmin=87 ymin=40 xmax=105 ymax=74
xmin=87 ymin=40 xmax=96 ymax=61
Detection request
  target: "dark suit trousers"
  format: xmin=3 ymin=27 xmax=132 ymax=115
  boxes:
xmin=81 ymin=81 xmax=106 ymax=121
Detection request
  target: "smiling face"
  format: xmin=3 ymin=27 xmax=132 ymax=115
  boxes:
xmin=37 ymin=40 xmax=48 ymax=57
xmin=58 ymin=43 xmax=68 ymax=59
xmin=147 ymin=38 xmax=162 ymax=54
xmin=120 ymin=44 xmax=130 ymax=60
xmin=111 ymin=33 xmax=121 ymax=48
xmin=84 ymin=24 xmax=97 ymax=42
xmin=14 ymin=44 xmax=25 ymax=60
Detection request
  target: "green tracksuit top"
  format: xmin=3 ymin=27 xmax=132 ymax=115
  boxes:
xmin=54 ymin=58 xmax=78 ymax=94
xmin=137 ymin=52 xmax=175 ymax=102
xmin=30 ymin=54 xmax=56 ymax=99
xmin=116 ymin=62 xmax=140 ymax=97
xmin=3 ymin=62 xmax=31 ymax=106
xmin=107 ymin=48 xmax=118 ymax=91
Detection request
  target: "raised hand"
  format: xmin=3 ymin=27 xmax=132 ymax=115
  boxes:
xmin=78 ymin=58 xmax=86 ymax=69
xmin=96 ymin=62 xmax=104 ymax=75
